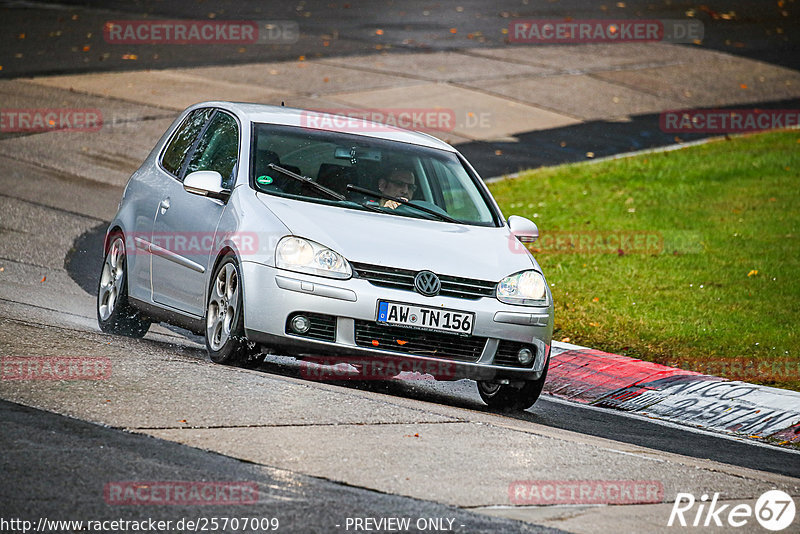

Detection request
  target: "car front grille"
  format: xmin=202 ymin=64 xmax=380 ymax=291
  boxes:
xmin=495 ymin=340 xmax=536 ymax=368
xmin=351 ymin=262 xmax=496 ymax=300
xmin=354 ymin=320 xmax=486 ymax=362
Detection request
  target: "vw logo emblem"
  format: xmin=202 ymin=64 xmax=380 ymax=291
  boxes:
xmin=414 ymin=270 xmax=441 ymax=297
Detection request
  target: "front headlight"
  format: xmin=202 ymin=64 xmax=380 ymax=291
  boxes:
xmin=496 ymin=270 xmax=548 ymax=306
xmin=276 ymin=236 xmax=352 ymax=279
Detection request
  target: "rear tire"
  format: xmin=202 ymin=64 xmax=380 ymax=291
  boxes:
xmin=97 ymin=233 xmax=151 ymax=338
xmin=477 ymin=360 xmax=549 ymax=411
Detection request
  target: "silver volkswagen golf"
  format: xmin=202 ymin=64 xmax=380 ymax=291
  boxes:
xmin=98 ymin=101 xmax=554 ymax=410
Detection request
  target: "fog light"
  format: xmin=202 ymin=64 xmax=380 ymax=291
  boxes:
xmin=290 ymin=315 xmax=311 ymax=334
xmin=517 ymin=347 xmax=534 ymax=365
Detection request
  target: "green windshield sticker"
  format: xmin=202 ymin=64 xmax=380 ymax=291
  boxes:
xmin=256 ymin=175 xmax=273 ymax=185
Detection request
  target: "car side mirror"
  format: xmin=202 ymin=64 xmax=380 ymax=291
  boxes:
xmin=183 ymin=170 xmax=230 ymax=201
xmin=508 ymin=215 xmax=539 ymax=244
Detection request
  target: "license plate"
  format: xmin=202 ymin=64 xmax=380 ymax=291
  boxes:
xmin=377 ymin=301 xmax=474 ymax=335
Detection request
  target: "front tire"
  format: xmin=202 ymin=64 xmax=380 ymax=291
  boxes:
xmin=477 ymin=362 xmax=549 ymax=411
xmin=205 ymin=255 xmax=252 ymax=365
xmin=97 ymin=233 xmax=150 ymax=338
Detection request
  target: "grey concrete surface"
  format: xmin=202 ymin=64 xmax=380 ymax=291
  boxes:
xmin=0 ymin=80 xmax=175 ymax=185
xmin=180 ymin=61 xmax=426 ymax=96
xmin=467 ymin=74 xmax=685 ymax=121
xmin=593 ymin=61 xmax=800 ymax=108
xmin=327 ymin=82 xmax=578 ymax=141
xmin=465 ymin=43 xmax=698 ymax=70
xmin=319 ymin=51 xmax=556 ymax=82
xmin=145 ymin=420 xmax=798 ymax=508
xmin=3 ymin=401 xmax=561 ymax=534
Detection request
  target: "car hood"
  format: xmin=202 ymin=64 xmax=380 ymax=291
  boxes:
xmin=256 ymin=193 xmax=539 ymax=281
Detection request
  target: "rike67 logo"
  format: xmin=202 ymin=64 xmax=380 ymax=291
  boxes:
xmin=668 ymin=490 xmax=796 ymax=531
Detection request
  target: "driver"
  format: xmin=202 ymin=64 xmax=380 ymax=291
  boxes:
xmin=377 ymin=168 xmax=417 ymax=209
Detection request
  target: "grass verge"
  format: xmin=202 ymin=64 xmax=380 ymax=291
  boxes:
xmin=488 ymin=130 xmax=800 ymax=390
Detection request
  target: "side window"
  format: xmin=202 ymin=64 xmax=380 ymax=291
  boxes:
xmin=185 ymin=112 xmax=240 ymax=189
xmin=429 ymin=158 xmax=490 ymax=221
xmin=161 ymin=108 xmax=213 ymax=178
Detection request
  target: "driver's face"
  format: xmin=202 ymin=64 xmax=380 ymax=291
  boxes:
xmin=381 ymin=171 xmax=416 ymax=198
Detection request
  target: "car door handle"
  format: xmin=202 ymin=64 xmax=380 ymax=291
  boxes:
xmin=159 ymin=198 xmax=170 ymax=212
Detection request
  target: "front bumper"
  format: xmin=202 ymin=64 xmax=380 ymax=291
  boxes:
xmin=241 ymin=261 xmax=554 ymax=382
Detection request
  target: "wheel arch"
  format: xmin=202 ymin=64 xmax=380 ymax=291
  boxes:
xmin=103 ymin=224 xmax=125 ymax=254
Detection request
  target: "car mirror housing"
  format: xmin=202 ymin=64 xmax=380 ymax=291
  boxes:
xmin=183 ymin=170 xmax=230 ymax=201
xmin=508 ymin=215 xmax=539 ymax=245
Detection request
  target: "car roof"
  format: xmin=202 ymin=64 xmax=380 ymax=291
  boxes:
xmin=192 ymin=101 xmax=458 ymax=152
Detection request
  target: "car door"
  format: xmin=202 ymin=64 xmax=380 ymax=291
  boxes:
xmin=129 ymin=107 xmax=213 ymax=303
xmin=150 ymin=109 xmax=240 ymax=316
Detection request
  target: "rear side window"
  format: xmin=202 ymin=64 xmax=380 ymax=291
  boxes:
xmin=185 ymin=111 xmax=239 ymax=189
xmin=161 ymin=108 xmax=213 ymax=178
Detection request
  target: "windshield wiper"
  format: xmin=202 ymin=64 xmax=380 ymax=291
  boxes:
xmin=266 ymin=163 xmax=346 ymax=201
xmin=347 ymin=184 xmax=459 ymax=223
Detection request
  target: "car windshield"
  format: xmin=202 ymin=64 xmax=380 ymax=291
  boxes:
xmin=251 ymin=123 xmax=498 ymax=226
